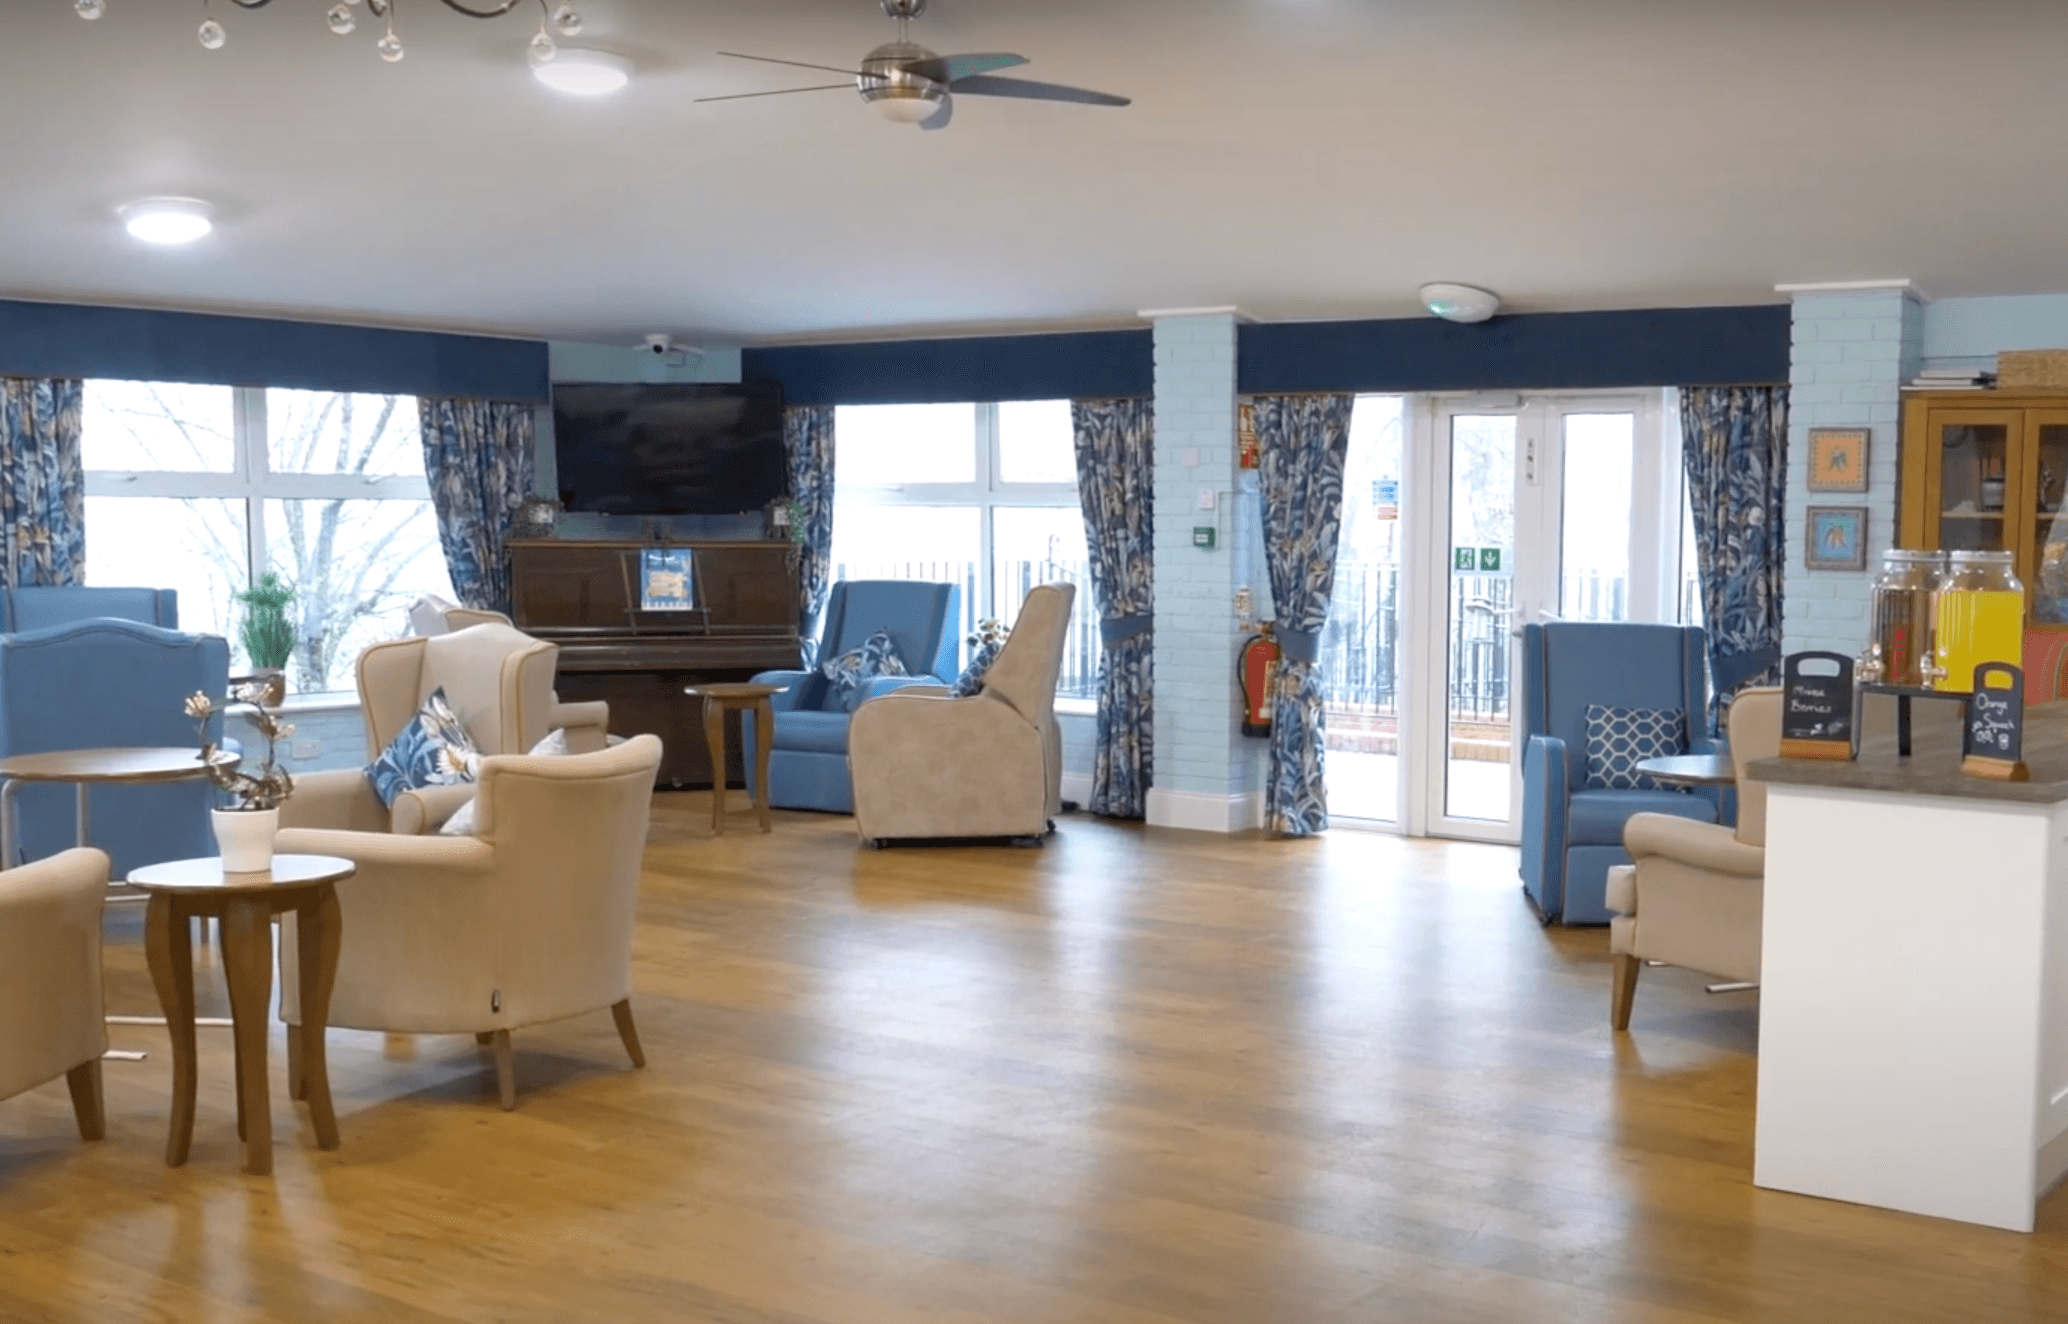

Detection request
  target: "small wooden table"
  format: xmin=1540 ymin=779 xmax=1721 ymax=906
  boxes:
xmin=684 ymin=682 xmax=781 ymax=834
xmin=126 ymin=854 xmax=354 ymax=1175
xmin=0 ymin=746 xmax=237 ymax=869
xmin=1635 ymin=753 xmax=1737 ymax=788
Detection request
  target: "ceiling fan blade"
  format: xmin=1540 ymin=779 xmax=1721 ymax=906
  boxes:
xmin=919 ymin=93 xmax=954 ymax=131
xmin=716 ymin=51 xmax=864 ymax=77
xmin=946 ymin=75 xmax=1130 ymax=108
xmin=694 ymin=85 xmax=854 ymax=103
xmin=905 ymin=52 xmax=1029 ymax=84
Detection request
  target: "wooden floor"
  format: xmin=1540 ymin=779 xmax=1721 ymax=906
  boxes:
xmin=4 ymin=799 xmax=2068 ymax=1322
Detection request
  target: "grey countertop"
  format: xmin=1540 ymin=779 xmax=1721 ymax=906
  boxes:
xmin=1747 ymin=692 xmax=2068 ymax=805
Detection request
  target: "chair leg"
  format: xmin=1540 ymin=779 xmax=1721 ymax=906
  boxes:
xmin=66 ymin=1059 xmax=105 ymax=1142
xmin=611 ymin=999 xmax=646 ymax=1069
xmin=476 ymin=1032 xmax=494 ymax=1046
xmin=1611 ymin=953 xmax=1641 ymax=1031
xmin=491 ymin=1030 xmax=516 ymax=1111
xmin=286 ymin=1022 xmax=305 ymax=1102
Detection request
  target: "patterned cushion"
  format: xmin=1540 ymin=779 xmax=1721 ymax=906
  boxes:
xmin=365 ymin=687 xmax=480 ymax=809
xmin=438 ymin=727 xmax=570 ymax=836
xmin=1582 ymin=704 xmax=1684 ymax=790
xmin=949 ymin=637 xmax=1003 ymax=698
xmin=820 ymin=629 xmax=907 ymax=711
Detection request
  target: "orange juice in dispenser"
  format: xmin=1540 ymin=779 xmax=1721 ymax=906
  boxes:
xmin=1933 ymin=550 xmax=2024 ymax=691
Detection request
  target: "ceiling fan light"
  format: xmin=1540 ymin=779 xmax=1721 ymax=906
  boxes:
xmin=1420 ymin=282 xmax=1500 ymax=324
xmin=533 ymin=46 xmax=632 ymax=95
xmin=121 ymin=197 xmax=215 ymax=246
xmin=869 ymin=91 xmax=940 ymax=123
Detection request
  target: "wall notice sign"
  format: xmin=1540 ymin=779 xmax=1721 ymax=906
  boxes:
xmin=1962 ymin=661 xmax=2029 ymax=781
xmin=1779 ymin=650 xmax=1855 ymax=761
xmin=1372 ymin=478 xmax=1399 ymax=521
xmin=640 ymin=547 xmax=695 ymax=611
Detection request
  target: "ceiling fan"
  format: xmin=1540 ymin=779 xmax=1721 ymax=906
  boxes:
xmin=697 ymin=0 xmax=1131 ymax=130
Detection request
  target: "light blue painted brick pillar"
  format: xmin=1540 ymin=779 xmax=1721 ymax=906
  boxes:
xmin=1780 ymin=282 xmax=1923 ymax=657
xmin=1146 ymin=310 xmax=1265 ymax=831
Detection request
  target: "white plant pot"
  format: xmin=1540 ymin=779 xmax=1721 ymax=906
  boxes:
xmin=212 ymin=807 xmax=279 ymax=874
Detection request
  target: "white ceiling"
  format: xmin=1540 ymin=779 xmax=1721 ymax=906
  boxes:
xmin=8 ymin=0 xmax=2068 ymax=347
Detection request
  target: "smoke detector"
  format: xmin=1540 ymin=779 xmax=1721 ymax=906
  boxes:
xmin=1420 ymin=283 xmax=1500 ymax=324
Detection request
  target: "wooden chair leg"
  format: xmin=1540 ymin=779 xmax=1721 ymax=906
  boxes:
xmin=476 ymin=1032 xmax=495 ymax=1046
xmin=286 ymin=1022 xmax=305 ymax=1102
xmin=1611 ymin=953 xmax=1641 ymax=1031
xmin=66 ymin=1059 xmax=105 ymax=1142
xmin=611 ymin=999 xmax=646 ymax=1069
xmin=491 ymin=1030 xmax=516 ymax=1111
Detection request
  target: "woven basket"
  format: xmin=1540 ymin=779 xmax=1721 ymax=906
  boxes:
xmin=1997 ymin=349 xmax=2068 ymax=388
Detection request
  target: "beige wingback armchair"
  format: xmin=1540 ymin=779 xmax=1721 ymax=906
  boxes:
xmin=283 ymin=622 xmax=611 ymax=836
xmin=0 ymin=848 xmax=108 ymax=1141
xmin=276 ymin=733 xmax=662 ymax=1110
xmin=1608 ymin=687 xmax=1782 ymax=1030
xmin=848 ymin=582 xmax=1076 ymax=845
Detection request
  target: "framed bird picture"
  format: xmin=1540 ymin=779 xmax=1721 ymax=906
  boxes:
xmin=1808 ymin=427 xmax=1871 ymax=493
xmin=1805 ymin=506 xmax=1869 ymax=571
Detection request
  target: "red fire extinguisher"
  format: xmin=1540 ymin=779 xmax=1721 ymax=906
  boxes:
xmin=1238 ymin=624 xmax=1280 ymax=738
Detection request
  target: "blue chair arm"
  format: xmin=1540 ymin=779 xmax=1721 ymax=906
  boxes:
xmin=1520 ymin=734 xmax=1571 ymax=909
xmin=854 ymin=674 xmax=949 ymax=707
xmin=753 ymin=670 xmax=814 ymax=712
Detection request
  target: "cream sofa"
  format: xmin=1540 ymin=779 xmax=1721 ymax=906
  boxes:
xmin=283 ymin=622 xmax=611 ymax=836
xmin=276 ymin=733 xmax=663 ymax=1110
xmin=0 ymin=848 xmax=109 ymax=1141
xmin=848 ymin=583 xmax=1075 ymax=845
xmin=1608 ymin=687 xmax=1781 ymax=1030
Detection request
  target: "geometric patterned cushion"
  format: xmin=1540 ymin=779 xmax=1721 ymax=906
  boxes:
xmin=819 ymin=628 xmax=908 ymax=712
xmin=1583 ymin=703 xmax=1684 ymax=790
xmin=364 ymin=686 xmax=481 ymax=809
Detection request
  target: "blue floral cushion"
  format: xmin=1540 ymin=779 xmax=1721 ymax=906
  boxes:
xmin=949 ymin=638 xmax=1003 ymax=698
xmin=365 ymin=687 xmax=481 ymax=809
xmin=820 ymin=629 xmax=908 ymax=711
xmin=1583 ymin=704 xmax=1684 ymax=790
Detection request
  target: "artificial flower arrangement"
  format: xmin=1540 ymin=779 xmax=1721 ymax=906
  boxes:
xmin=185 ymin=681 xmax=296 ymax=811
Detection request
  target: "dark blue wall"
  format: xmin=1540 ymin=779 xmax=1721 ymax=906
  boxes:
xmin=1238 ymin=306 xmax=1791 ymax=394
xmin=0 ymin=299 xmax=551 ymax=402
xmin=743 ymin=328 xmax=1154 ymax=405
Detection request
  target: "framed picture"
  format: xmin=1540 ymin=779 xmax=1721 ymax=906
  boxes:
xmin=1805 ymin=506 xmax=1869 ymax=571
xmin=1808 ymin=427 xmax=1871 ymax=493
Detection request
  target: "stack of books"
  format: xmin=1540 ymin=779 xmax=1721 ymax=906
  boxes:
xmin=1908 ymin=365 xmax=1996 ymax=390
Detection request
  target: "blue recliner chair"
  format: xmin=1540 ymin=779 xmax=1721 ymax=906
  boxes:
xmin=0 ymin=619 xmax=229 ymax=878
xmin=1519 ymin=622 xmax=1717 ymax=925
xmin=1 ymin=586 xmax=178 ymax=632
xmin=744 ymin=580 xmax=961 ymax=813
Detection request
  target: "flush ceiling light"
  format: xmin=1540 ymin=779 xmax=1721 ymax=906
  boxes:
xmin=121 ymin=197 xmax=215 ymax=246
xmin=532 ymin=46 xmax=632 ymax=95
xmin=1420 ymin=283 xmax=1501 ymax=324
xmin=72 ymin=0 xmax=588 ymax=68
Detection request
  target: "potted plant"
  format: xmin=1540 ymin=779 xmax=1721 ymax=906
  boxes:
xmin=185 ymin=683 xmax=295 ymax=873
xmin=235 ymin=572 xmax=296 ymax=705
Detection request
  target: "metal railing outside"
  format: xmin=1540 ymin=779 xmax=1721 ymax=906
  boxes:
xmin=831 ymin=558 xmax=1102 ymax=701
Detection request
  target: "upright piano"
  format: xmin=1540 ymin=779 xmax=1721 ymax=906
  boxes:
xmin=507 ymin=537 xmax=803 ymax=788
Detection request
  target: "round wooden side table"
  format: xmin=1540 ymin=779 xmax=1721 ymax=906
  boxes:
xmin=684 ymin=682 xmax=782 ymax=834
xmin=1633 ymin=753 xmax=1737 ymax=789
xmin=126 ymin=854 xmax=355 ymax=1175
xmin=0 ymin=746 xmax=237 ymax=869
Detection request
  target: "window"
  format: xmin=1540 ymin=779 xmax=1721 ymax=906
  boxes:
xmin=831 ymin=401 xmax=1098 ymax=701
xmin=83 ymin=381 xmax=453 ymax=694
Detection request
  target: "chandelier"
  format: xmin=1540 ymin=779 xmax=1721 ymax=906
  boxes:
xmin=71 ymin=0 xmax=587 ymax=67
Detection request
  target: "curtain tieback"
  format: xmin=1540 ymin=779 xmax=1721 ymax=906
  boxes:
xmin=1275 ymin=627 xmax=1322 ymax=664
xmin=1100 ymin=613 xmax=1154 ymax=647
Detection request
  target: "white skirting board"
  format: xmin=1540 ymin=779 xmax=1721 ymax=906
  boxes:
xmin=1145 ymin=789 xmax=1263 ymax=833
xmin=1059 ymin=772 xmax=1094 ymax=809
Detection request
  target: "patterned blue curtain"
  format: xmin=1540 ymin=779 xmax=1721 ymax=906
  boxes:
xmin=1071 ymin=397 xmax=1154 ymax=819
xmin=784 ymin=405 xmax=836 ymax=665
xmin=0 ymin=378 xmax=85 ymax=589
xmin=418 ymin=398 xmax=536 ymax=615
xmin=1253 ymin=394 xmax=1353 ymax=837
xmin=1679 ymin=386 xmax=1788 ymax=719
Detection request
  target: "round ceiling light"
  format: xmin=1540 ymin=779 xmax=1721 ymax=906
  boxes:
xmin=121 ymin=197 xmax=215 ymax=246
xmin=531 ymin=47 xmax=633 ymax=96
xmin=1420 ymin=283 xmax=1500 ymax=324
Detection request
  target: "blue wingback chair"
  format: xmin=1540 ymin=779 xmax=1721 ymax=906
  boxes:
xmin=1519 ymin=622 xmax=1717 ymax=925
xmin=1 ymin=586 xmax=178 ymax=633
xmin=0 ymin=619 xmax=229 ymax=879
xmin=743 ymin=580 xmax=961 ymax=813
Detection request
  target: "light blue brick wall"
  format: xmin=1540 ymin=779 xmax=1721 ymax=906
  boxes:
xmin=1923 ymin=294 xmax=2068 ymax=372
xmin=1783 ymin=288 xmax=1921 ymax=657
xmin=1151 ymin=313 xmax=1262 ymax=805
xmin=225 ymin=702 xmax=368 ymax=776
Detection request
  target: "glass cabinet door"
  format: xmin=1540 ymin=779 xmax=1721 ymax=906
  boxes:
xmin=2028 ymin=413 xmax=2068 ymax=623
xmin=1932 ymin=413 xmax=2020 ymax=553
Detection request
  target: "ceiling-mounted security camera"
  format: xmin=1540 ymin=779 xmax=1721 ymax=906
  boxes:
xmin=644 ymin=333 xmax=675 ymax=356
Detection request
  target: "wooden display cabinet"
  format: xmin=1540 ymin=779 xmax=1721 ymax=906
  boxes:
xmin=1899 ymin=392 xmax=2068 ymax=624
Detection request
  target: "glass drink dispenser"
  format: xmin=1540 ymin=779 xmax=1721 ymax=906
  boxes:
xmin=1860 ymin=550 xmax=1946 ymax=688
xmin=1933 ymin=549 xmax=2024 ymax=692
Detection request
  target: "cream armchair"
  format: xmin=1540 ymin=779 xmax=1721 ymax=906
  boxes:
xmin=276 ymin=734 xmax=663 ymax=1110
xmin=1608 ymin=687 xmax=1782 ymax=1030
xmin=283 ymin=622 xmax=611 ymax=836
xmin=848 ymin=583 xmax=1076 ymax=845
xmin=0 ymin=848 xmax=109 ymax=1141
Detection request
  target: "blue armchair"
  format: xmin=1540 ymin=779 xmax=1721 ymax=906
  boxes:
xmin=1 ymin=586 xmax=178 ymax=632
xmin=0 ymin=619 xmax=229 ymax=878
xmin=743 ymin=580 xmax=961 ymax=813
xmin=1519 ymin=622 xmax=1717 ymax=925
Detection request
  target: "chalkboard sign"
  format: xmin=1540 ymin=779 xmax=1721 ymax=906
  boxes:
xmin=1780 ymin=651 xmax=1856 ymax=761
xmin=1962 ymin=661 xmax=2029 ymax=781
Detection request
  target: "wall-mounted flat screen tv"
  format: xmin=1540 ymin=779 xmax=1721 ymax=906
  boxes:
xmin=553 ymin=381 xmax=788 ymax=516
